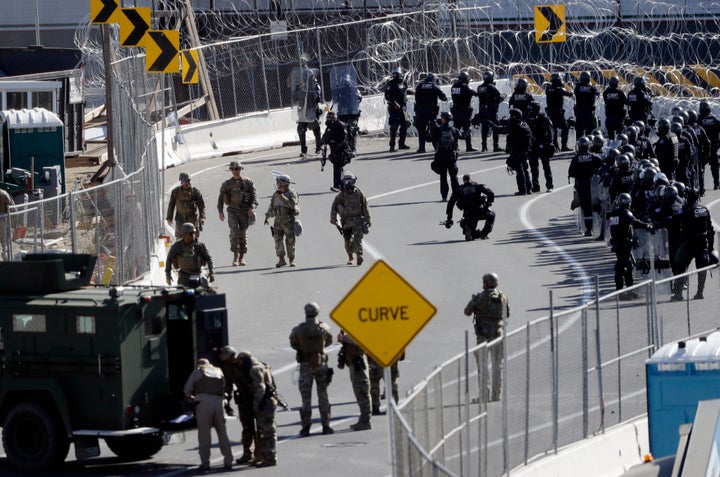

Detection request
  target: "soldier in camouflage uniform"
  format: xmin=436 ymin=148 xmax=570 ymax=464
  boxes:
xmin=238 ymin=352 xmax=278 ymax=468
xmin=330 ymin=172 xmax=371 ymax=266
xmin=217 ymin=161 xmax=258 ymax=266
xmin=289 ymin=302 xmax=334 ymax=436
xmin=264 ymin=174 xmax=300 ymax=268
xmin=218 ymin=346 xmax=256 ymax=465
xmin=368 ymin=357 xmax=400 ymax=415
xmin=337 ymin=330 xmax=372 ymax=431
xmin=464 ymin=272 xmax=509 ymax=402
xmin=166 ymin=172 xmax=206 ymax=239
xmin=165 ymin=223 xmax=215 ymax=287
xmin=0 ymin=188 xmax=14 ymax=261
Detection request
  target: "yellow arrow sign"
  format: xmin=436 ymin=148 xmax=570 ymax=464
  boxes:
xmin=90 ymin=0 xmax=119 ymax=24
xmin=145 ymin=30 xmax=180 ymax=74
xmin=534 ymin=4 xmax=566 ymax=43
xmin=118 ymin=8 xmax=151 ymax=48
xmin=182 ymin=50 xmax=199 ymax=84
xmin=330 ymin=260 xmax=436 ymax=368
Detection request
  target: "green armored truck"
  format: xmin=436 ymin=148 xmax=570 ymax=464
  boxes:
xmin=0 ymin=254 xmax=229 ymax=471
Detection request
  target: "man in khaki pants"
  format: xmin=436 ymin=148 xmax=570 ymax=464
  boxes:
xmin=184 ymin=358 xmax=234 ymax=471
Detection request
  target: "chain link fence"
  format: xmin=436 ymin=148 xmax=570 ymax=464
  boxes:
xmin=390 ymin=264 xmax=720 ymax=476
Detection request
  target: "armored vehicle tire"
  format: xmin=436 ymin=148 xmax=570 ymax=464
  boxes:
xmin=105 ymin=434 xmax=164 ymax=460
xmin=2 ymin=402 xmax=70 ymax=471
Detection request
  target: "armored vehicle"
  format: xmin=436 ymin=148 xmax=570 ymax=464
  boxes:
xmin=0 ymin=254 xmax=228 ymax=470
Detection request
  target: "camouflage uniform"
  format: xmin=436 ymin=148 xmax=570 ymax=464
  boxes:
xmin=330 ymin=185 xmax=370 ymax=265
xmin=289 ymin=315 xmax=333 ymax=434
xmin=217 ymin=170 xmax=257 ymax=262
xmin=166 ymin=183 xmax=206 ymax=239
xmin=464 ymin=282 xmax=509 ymax=402
xmin=368 ymin=357 xmax=399 ymax=414
xmin=249 ymin=357 xmax=278 ymax=467
xmin=0 ymin=189 xmax=14 ymax=261
xmin=165 ymin=238 xmax=214 ymax=287
xmin=339 ymin=332 xmax=372 ymax=430
xmin=183 ymin=360 xmax=234 ymax=470
xmin=219 ymin=350 xmax=256 ymax=464
xmin=265 ymin=186 xmax=300 ymax=263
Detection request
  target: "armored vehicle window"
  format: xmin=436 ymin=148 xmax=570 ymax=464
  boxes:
xmin=76 ymin=315 xmax=96 ymax=334
xmin=168 ymin=303 xmax=190 ymax=321
xmin=13 ymin=314 xmax=46 ymax=333
xmin=144 ymin=302 xmax=164 ymax=336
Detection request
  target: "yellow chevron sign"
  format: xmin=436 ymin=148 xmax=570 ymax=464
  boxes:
xmin=182 ymin=50 xmax=199 ymax=84
xmin=535 ymin=5 xmax=566 ymax=43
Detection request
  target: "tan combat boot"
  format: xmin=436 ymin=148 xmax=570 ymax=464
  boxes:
xmin=289 ymin=256 xmax=296 ymax=267
xmin=232 ymin=251 xmax=239 ymax=266
xmin=276 ymin=256 xmax=287 ymax=268
xmin=238 ymin=254 xmax=246 ymax=266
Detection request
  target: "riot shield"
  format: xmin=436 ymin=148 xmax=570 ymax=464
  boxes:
xmin=330 ymin=65 xmax=360 ymax=116
xmin=291 ymin=67 xmax=321 ymax=123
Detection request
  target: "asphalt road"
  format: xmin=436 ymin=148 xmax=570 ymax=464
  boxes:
xmin=3 ymin=132 xmax=719 ymax=476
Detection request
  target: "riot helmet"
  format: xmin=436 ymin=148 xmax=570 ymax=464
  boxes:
xmin=304 ymin=302 xmax=320 ymax=317
xmin=508 ymin=108 xmax=523 ymax=122
xmin=576 ymin=136 xmax=591 ymax=152
xmin=670 ymin=121 xmax=684 ymax=136
xmin=633 ymin=120 xmax=646 ymax=132
xmin=440 ymin=111 xmax=453 ymax=122
xmin=656 ymin=118 xmax=671 ymax=135
xmin=551 ymin=72 xmax=563 ymax=87
xmin=620 ymin=144 xmax=636 ymax=157
xmin=606 ymin=148 xmax=620 ymax=164
xmin=482 ymin=71 xmax=495 ymax=84
xmin=686 ymin=110 xmax=698 ymax=125
xmin=616 ymin=193 xmax=632 ymax=209
xmin=617 ymin=133 xmax=629 ymax=146
xmin=609 ymin=75 xmax=620 ymax=87
xmin=699 ymin=101 xmax=712 ymax=116
xmin=515 ymin=78 xmax=528 ymax=93
xmin=457 ymin=71 xmax=469 ymax=83
xmin=592 ymin=135 xmax=605 ymax=151
xmin=671 ymin=114 xmax=685 ymax=127
xmin=482 ymin=272 xmax=499 ymax=288
xmin=671 ymin=180 xmax=686 ymax=197
xmin=663 ymin=185 xmax=678 ymax=203
xmin=528 ymin=101 xmax=541 ymax=115
xmin=424 ymin=73 xmax=436 ymax=83
xmin=591 ymin=128 xmax=604 ymax=138
xmin=623 ymin=126 xmax=638 ymax=142
xmin=617 ymin=154 xmax=631 ymax=171
xmin=579 ymin=71 xmax=591 ymax=85
xmin=633 ymin=76 xmax=646 ymax=89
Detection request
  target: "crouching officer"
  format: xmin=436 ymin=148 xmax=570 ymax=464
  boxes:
xmin=289 ymin=302 xmax=334 ymax=437
xmin=446 ymin=173 xmax=495 ymax=241
xmin=165 ymin=223 xmax=215 ymax=288
xmin=338 ymin=330 xmax=372 ymax=430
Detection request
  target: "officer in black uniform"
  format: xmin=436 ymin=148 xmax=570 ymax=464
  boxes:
xmin=450 ymin=71 xmax=478 ymax=152
xmin=626 ymin=77 xmax=653 ymax=123
xmin=608 ymin=193 xmax=653 ymax=300
xmin=431 ymin=112 xmax=461 ymax=201
xmin=508 ymin=78 xmax=535 ymax=119
xmin=673 ymin=188 xmax=716 ymax=300
xmin=384 ymin=66 xmax=413 ymax=152
xmin=414 ymin=73 xmax=447 ymax=153
xmin=505 ymin=108 xmax=534 ymax=195
xmin=653 ymin=118 xmax=679 ymax=180
xmin=609 ymin=153 xmax=634 ymax=202
xmin=672 ymin=121 xmax=693 ymax=186
xmin=603 ymin=76 xmax=628 ymax=140
xmin=573 ymin=71 xmax=600 ymax=138
xmin=475 ymin=71 xmax=505 ymax=152
xmin=322 ymin=111 xmax=351 ymax=192
xmin=526 ymin=101 xmax=555 ymax=193
xmin=569 ymin=136 xmax=603 ymax=236
xmin=544 ymin=72 xmax=574 ymax=151
xmin=445 ymin=173 xmax=496 ymax=241
xmin=698 ymin=100 xmax=720 ymax=191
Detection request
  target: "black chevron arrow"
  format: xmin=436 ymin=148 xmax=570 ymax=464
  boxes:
xmin=148 ymin=31 xmax=178 ymax=72
xmin=93 ymin=0 xmax=117 ymax=23
xmin=538 ymin=6 xmax=564 ymax=42
xmin=121 ymin=9 xmax=150 ymax=47
xmin=183 ymin=51 xmax=198 ymax=83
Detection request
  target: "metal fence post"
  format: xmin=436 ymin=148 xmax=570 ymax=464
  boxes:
xmin=69 ymin=191 xmax=76 ymax=253
xmin=524 ymin=322 xmax=530 ymax=465
xmin=550 ymin=289 xmax=558 ymax=454
xmin=594 ymin=275 xmax=605 ymax=434
xmin=616 ymin=294 xmax=622 ymax=422
xmin=582 ymin=307 xmax=589 ymax=438
xmin=464 ymin=330 xmax=471 ymax=476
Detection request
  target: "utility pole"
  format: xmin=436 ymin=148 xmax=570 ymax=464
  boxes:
xmin=101 ymin=24 xmax=115 ymax=172
xmin=183 ymin=0 xmax=220 ymax=120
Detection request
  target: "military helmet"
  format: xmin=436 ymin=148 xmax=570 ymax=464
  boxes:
xmin=181 ymin=222 xmax=196 ymax=235
xmin=482 ymin=71 xmax=494 ymax=83
xmin=609 ymin=75 xmax=620 ymax=87
xmin=616 ymin=192 xmax=632 ymax=209
xmin=179 ymin=172 xmax=190 ymax=182
xmin=440 ymin=111 xmax=453 ymax=122
xmin=656 ymin=118 xmax=671 ymax=134
xmin=550 ymin=72 xmax=563 ymax=86
xmin=482 ymin=272 xmax=499 ymax=288
xmin=304 ymin=302 xmax=320 ymax=317
xmin=670 ymin=121 xmax=684 ymax=136
xmin=219 ymin=345 xmax=238 ymax=361
xmin=424 ymin=73 xmax=435 ymax=83
xmin=457 ymin=71 xmax=469 ymax=83
xmin=508 ymin=108 xmax=523 ymax=121
xmin=699 ymin=101 xmax=712 ymax=115
xmin=633 ymin=76 xmax=646 ymax=88
xmin=579 ymin=71 xmax=591 ymax=84
xmin=276 ymin=174 xmax=292 ymax=185
xmin=576 ymin=136 xmax=591 ymax=152
xmin=341 ymin=171 xmax=357 ymax=187
xmin=515 ymin=77 xmax=528 ymax=92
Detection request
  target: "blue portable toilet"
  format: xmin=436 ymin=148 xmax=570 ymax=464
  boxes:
xmin=646 ymin=332 xmax=720 ymax=459
xmin=0 ymin=108 xmax=65 ymax=194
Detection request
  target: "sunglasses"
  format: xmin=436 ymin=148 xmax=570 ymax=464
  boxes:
xmin=230 ymin=167 xmax=241 ymax=171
